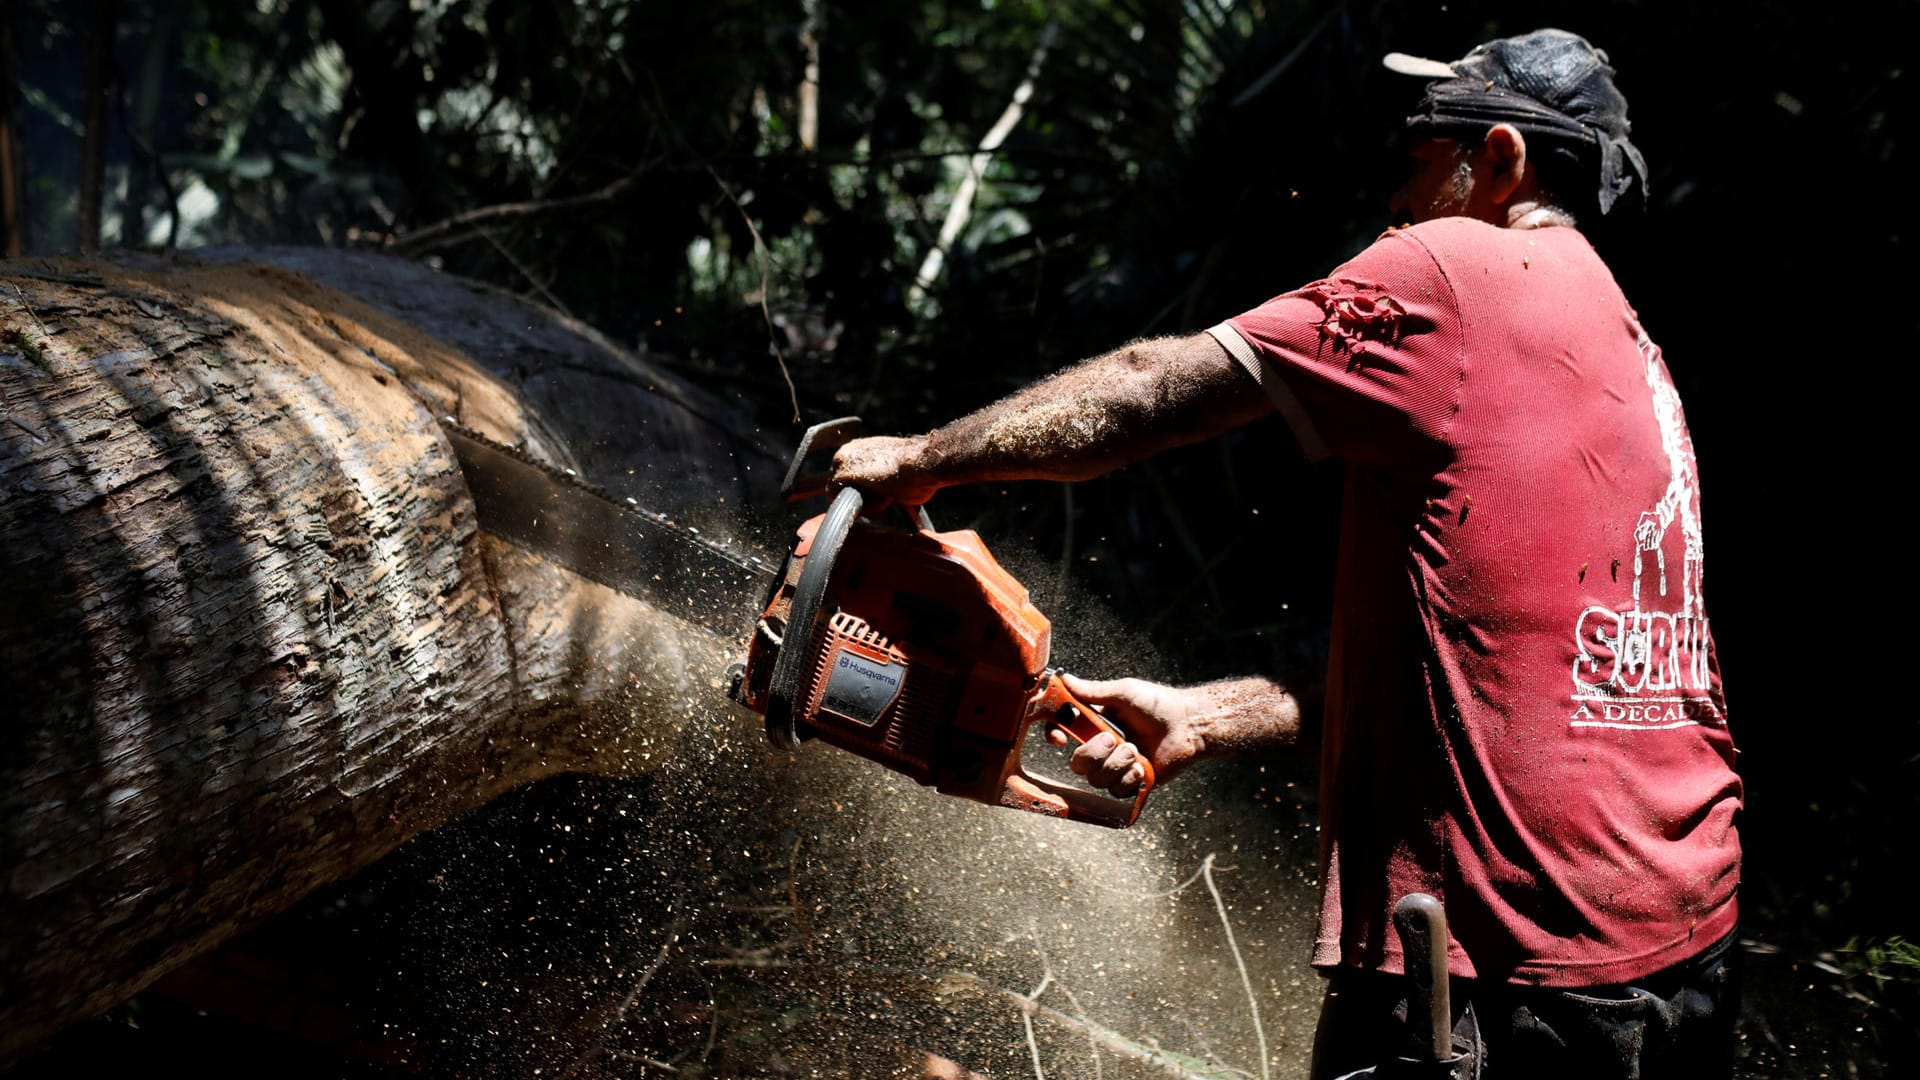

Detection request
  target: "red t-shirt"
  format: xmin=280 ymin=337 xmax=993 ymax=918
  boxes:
xmin=1211 ymin=217 xmax=1741 ymax=987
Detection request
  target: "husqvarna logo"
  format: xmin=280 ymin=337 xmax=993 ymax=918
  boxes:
xmin=822 ymin=651 xmax=906 ymax=726
xmin=837 ymin=654 xmax=901 ymax=687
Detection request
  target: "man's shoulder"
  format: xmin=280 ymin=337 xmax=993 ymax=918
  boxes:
xmin=1376 ymin=216 xmax=1528 ymax=261
xmin=1334 ymin=218 xmax=1507 ymax=284
xmin=1351 ymin=218 xmax=1611 ymax=303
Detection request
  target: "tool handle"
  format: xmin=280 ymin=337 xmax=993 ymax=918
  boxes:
xmin=780 ymin=416 xmax=866 ymax=502
xmin=1392 ymin=892 xmax=1453 ymax=1064
xmin=780 ymin=415 xmax=935 ymax=531
xmin=999 ymin=673 xmax=1154 ymax=828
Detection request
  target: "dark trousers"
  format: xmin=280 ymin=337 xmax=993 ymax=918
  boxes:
xmin=1310 ymin=931 xmax=1740 ymax=1080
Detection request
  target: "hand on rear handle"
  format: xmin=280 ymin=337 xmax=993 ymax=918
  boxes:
xmin=1046 ymin=674 xmax=1206 ymax=798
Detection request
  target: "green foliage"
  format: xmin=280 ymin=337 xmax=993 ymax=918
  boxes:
xmin=2 ymin=323 xmax=48 ymax=371
xmin=7 ymin=0 xmax=1374 ymax=423
xmin=1842 ymin=936 xmax=1920 ymax=992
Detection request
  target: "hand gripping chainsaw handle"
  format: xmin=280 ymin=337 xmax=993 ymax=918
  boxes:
xmin=780 ymin=415 xmax=933 ymax=530
xmin=1000 ymin=672 xmax=1156 ymax=829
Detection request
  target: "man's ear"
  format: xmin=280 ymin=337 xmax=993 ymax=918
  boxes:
xmin=1482 ymin=123 xmax=1529 ymax=204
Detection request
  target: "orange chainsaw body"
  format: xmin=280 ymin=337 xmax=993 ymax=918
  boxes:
xmin=730 ymin=484 xmax=1152 ymax=829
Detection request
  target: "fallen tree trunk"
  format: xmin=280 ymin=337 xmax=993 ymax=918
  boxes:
xmin=0 ymin=249 xmax=782 ymax=1062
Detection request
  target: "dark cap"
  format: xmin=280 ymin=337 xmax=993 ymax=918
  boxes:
xmin=1385 ymin=29 xmax=1647 ymax=214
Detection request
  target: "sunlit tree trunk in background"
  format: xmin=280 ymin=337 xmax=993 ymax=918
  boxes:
xmin=799 ymin=0 xmax=820 ymax=152
xmin=0 ymin=247 xmax=779 ymax=1064
xmin=907 ymin=22 xmax=1057 ymax=315
xmin=0 ymin=12 xmax=25 ymax=257
xmin=77 ymin=0 xmax=119 ymax=252
xmin=123 ymin=4 xmax=174 ymax=249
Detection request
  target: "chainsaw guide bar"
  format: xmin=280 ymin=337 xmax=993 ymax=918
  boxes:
xmin=439 ymin=418 xmax=778 ymax=637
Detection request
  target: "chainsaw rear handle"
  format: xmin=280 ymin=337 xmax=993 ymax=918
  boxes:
xmin=1000 ymin=672 xmax=1155 ymax=828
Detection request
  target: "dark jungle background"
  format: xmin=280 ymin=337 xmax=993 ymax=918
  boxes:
xmin=1 ymin=0 xmax=1911 ymax=1076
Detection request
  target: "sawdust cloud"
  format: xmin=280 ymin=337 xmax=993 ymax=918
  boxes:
xmin=347 ymin=507 xmax=1325 ymax=1077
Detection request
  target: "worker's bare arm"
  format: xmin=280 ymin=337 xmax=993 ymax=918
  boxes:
xmin=1046 ymin=673 xmax=1311 ymax=797
xmin=831 ymin=332 xmax=1272 ymax=504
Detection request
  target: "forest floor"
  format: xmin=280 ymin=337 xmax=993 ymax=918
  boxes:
xmin=6 ymin=745 xmax=1912 ymax=1079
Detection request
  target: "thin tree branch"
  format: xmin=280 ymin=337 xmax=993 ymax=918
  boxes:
xmin=626 ymin=65 xmax=800 ymax=421
xmin=909 ymin=21 xmax=1059 ymax=313
xmin=1022 ymin=981 xmax=1052 ymax=1078
xmin=111 ymin=30 xmax=179 ymax=252
xmin=478 ymin=228 xmax=574 ymax=318
xmin=121 ymin=127 xmax=178 ymax=251
xmin=1230 ymin=3 xmax=1344 ymax=108
xmin=1030 ymin=932 xmax=1107 ymax=1080
xmin=703 ymin=163 xmax=801 ymax=423
xmin=937 ymin=967 xmax=1214 ymax=1079
xmin=561 ymin=915 xmax=688 ymax=1079
xmin=392 ymin=169 xmax=651 ymax=254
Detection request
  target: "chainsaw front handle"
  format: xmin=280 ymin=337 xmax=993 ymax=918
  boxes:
xmin=781 ymin=415 xmax=935 ymax=530
xmin=998 ymin=672 xmax=1155 ymax=828
xmin=780 ymin=416 xmax=865 ymax=502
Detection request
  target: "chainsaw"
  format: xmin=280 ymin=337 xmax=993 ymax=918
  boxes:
xmin=442 ymin=414 xmax=1152 ymax=828
xmin=725 ymin=418 xmax=1154 ymax=829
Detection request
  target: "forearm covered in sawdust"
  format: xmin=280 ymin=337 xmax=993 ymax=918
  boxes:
xmin=1183 ymin=676 xmax=1314 ymax=760
xmin=920 ymin=332 xmax=1270 ymax=487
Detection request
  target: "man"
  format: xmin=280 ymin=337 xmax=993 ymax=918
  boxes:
xmin=832 ymin=29 xmax=1741 ymax=1079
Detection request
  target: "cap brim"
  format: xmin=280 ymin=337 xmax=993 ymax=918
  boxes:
xmin=1382 ymin=52 xmax=1459 ymax=79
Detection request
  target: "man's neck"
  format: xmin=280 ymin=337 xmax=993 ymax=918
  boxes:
xmin=1504 ymin=199 xmax=1576 ymax=230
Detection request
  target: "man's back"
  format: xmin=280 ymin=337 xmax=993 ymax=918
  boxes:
xmin=1222 ymin=218 xmax=1741 ymax=985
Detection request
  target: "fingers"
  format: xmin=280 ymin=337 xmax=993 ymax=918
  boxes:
xmin=822 ymin=445 xmax=859 ymax=497
xmin=1058 ymin=671 xmax=1133 ymax=707
xmin=1049 ymin=671 xmax=1197 ymax=790
xmin=1058 ymin=672 xmax=1172 ymax=742
xmin=1063 ymin=731 xmax=1148 ymax=798
xmin=1054 ymin=678 xmax=1146 ymax=789
xmin=1110 ymin=761 xmax=1149 ymax=797
xmin=1081 ymin=738 xmax=1142 ymax=791
xmin=826 ymin=441 xmax=877 ymax=484
xmin=1065 ymin=731 xmax=1118 ymax=776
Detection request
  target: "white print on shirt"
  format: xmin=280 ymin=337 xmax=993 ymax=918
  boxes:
xmin=1568 ymin=330 xmax=1722 ymax=731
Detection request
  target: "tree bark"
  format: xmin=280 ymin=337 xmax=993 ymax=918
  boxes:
xmin=0 ymin=248 xmax=783 ymax=1062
